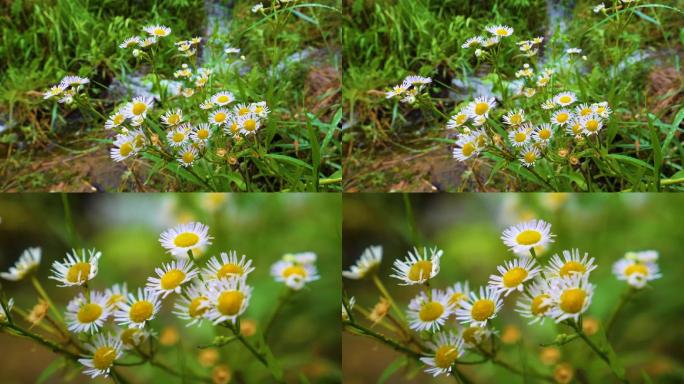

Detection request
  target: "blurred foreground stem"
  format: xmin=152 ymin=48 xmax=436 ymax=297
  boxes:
xmin=605 ymin=287 xmax=635 ymax=338
xmin=226 ymin=321 xmax=285 ymax=383
xmin=31 ymin=276 xmax=64 ymax=324
xmin=262 ymin=287 xmax=293 ymax=340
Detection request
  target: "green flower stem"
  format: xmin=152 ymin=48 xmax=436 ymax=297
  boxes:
xmin=186 ymin=250 xmax=205 ymax=283
xmin=134 ymin=342 xmax=211 ymax=382
xmin=262 ymin=287 xmax=293 ymax=340
xmin=0 ymin=284 xmax=14 ymax=326
xmin=343 ymin=320 xmax=423 ymax=360
xmin=570 ymin=320 xmax=627 ymax=383
xmin=475 ymin=344 xmax=553 ymax=382
xmin=61 ymin=193 xmax=79 ymax=249
xmin=529 ymin=248 xmax=548 ymax=280
xmin=226 ymin=321 xmax=285 ymax=383
xmin=1 ymin=321 xmax=81 ymax=361
xmin=31 ymin=276 xmax=64 ymax=324
xmin=605 ymin=287 xmax=635 ymax=338
xmin=371 ymin=274 xmax=406 ymax=324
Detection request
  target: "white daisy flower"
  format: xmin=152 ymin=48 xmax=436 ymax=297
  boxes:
xmin=146 ymin=259 xmax=199 ymax=299
xmin=547 ymin=273 xmax=595 ymax=323
xmin=204 ymin=277 xmax=252 ymax=325
xmin=234 ymin=103 xmax=252 ymax=117
xmin=177 ymin=146 xmax=198 ymax=168
xmin=566 ymin=118 xmax=585 ymax=136
xmin=455 ymin=286 xmax=503 ymax=327
xmin=592 ymin=102 xmax=612 ymax=118
xmin=462 ymin=36 xmax=484 ymax=49
xmin=342 ymin=296 xmax=355 ymax=321
xmin=1 ymin=247 xmax=41 ymax=281
xmin=78 ymin=333 xmax=123 ymax=379
xmin=390 ymin=247 xmax=442 ymax=285
xmin=104 ymin=283 xmax=128 ymax=310
xmin=203 ymin=251 xmax=255 ymax=281
xmin=224 ymin=117 xmax=241 ymax=136
xmin=486 ymin=25 xmax=514 ymax=37
xmin=581 ymin=114 xmax=603 ymax=135
xmin=452 ymin=134 xmax=479 ymax=162
xmin=523 ymin=87 xmax=536 ymax=97
xmin=551 ymin=109 xmax=573 ymax=126
xmin=120 ymin=36 xmax=141 ymax=49
xmin=541 ymin=99 xmax=556 ymax=110
xmin=43 ymin=84 xmax=66 ymax=99
xmin=420 ymin=332 xmax=464 ymax=377
xmin=143 ymin=25 xmax=171 ymax=37
xmin=489 ymin=257 xmax=541 ymax=296
xmin=161 ymin=108 xmax=183 ymax=126
xmin=191 ymin=123 xmax=212 ymax=144
xmin=224 ymin=46 xmax=241 ymax=54
xmin=284 ymin=252 xmax=317 ymax=265
xmin=238 ymin=113 xmax=262 ymax=135
xmin=446 ymin=112 xmax=468 ymax=129
xmin=66 ymin=291 xmax=111 ymax=333
xmin=515 ymin=278 xmax=552 ymax=324
xmin=200 ymin=100 xmax=215 ymax=110
xmin=250 ymin=101 xmax=270 ymax=118
xmin=546 ymin=249 xmax=597 ymax=278
xmin=566 ymin=48 xmax=582 ymax=54
xmin=501 ymin=219 xmax=555 ymax=254
xmin=129 ymin=129 xmax=147 ymax=150
xmin=114 ymin=288 xmax=162 ymax=328
xmin=60 ymin=76 xmax=89 ymax=88
xmin=211 ymin=91 xmax=235 ymax=106
xmin=594 ymin=3 xmax=606 ymax=13
xmin=49 ymin=249 xmax=100 ymax=287
xmin=173 ymin=283 xmax=210 ymax=327
xmin=612 ymin=258 xmax=661 ymax=289
xmin=252 ymin=2 xmax=264 ymax=13
xmin=407 ymin=289 xmax=455 ymax=332
xmin=124 ymin=96 xmax=153 ymax=119
xmin=481 ymin=36 xmax=500 ymax=47
xmin=458 ymin=325 xmax=494 ymax=349
xmin=209 ymin=108 xmax=230 ymax=125
xmin=159 ymin=222 xmax=213 ymax=255
xmin=270 ymin=258 xmax=319 ymax=290
xmin=167 ymin=126 xmax=190 ymax=147
xmin=404 ymin=75 xmax=432 ymax=86
xmin=0 ymin=298 xmax=14 ymax=323
xmin=503 ymin=109 xmax=526 ymax=126
xmin=575 ymin=103 xmax=594 ymax=118
xmin=343 ymin=245 xmax=382 ymax=280
xmin=625 ymin=250 xmax=658 ymax=263
xmin=533 ymin=124 xmax=554 ymax=144
xmin=445 ymin=281 xmax=470 ymax=310
xmin=104 ymin=109 xmax=127 ymax=130
xmin=519 ymin=145 xmax=541 ymax=168
xmin=553 ymin=92 xmax=577 ymax=107
xmin=116 ymin=327 xmax=151 ymax=351
xmin=509 ymin=125 xmax=532 ymax=147
xmin=138 ymin=36 xmax=157 ymax=48
xmin=466 ymin=96 xmax=496 ymax=119
xmin=110 ymin=134 xmax=137 ymax=162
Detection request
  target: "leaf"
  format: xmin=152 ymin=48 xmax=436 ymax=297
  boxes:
xmin=258 ymin=335 xmax=284 ymax=381
xmin=641 ymin=370 xmax=654 ymax=384
xmin=265 ymin=154 xmax=313 ymax=171
xmin=634 ymin=10 xmax=660 ymax=25
xmin=607 ymin=154 xmax=654 ymax=171
xmin=661 ymin=107 xmax=684 ymax=153
xmin=377 ymin=356 xmax=408 ymax=384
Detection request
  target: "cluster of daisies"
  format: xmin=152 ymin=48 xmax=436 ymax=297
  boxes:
xmin=251 ymin=0 xmax=298 ymax=14
xmin=593 ymin=0 xmax=638 ymax=14
xmin=448 ymin=89 xmax=612 ymax=167
xmin=42 ymin=75 xmax=90 ymax=105
xmin=343 ymin=219 xmax=661 ymax=378
xmin=0 ymin=222 xmax=318 ymax=379
xmin=384 ymin=75 xmax=433 ymax=104
xmin=119 ymin=24 xmax=173 ymax=58
xmin=107 ymin=23 xmax=271 ymax=167
xmin=461 ymin=24 xmax=520 ymax=58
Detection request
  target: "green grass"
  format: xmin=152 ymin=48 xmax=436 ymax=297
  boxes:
xmin=342 ymin=0 xmax=684 ymax=192
xmin=0 ymin=0 xmax=341 ymax=192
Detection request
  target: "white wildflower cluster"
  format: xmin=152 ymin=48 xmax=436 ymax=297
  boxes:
xmin=385 ymin=75 xmax=433 ymax=104
xmin=42 ymin=75 xmax=90 ymax=104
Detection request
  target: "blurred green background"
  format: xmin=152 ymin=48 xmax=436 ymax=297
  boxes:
xmin=0 ymin=193 xmax=341 ymax=383
xmin=343 ymin=193 xmax=684 ymax=383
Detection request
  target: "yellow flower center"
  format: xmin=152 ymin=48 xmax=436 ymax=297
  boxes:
xmin=121 ymin=328 xmax=140 ymax=346
xmin=188 ymin=296 xmax=209 ymax=318
xmin=559 ymin=261 xmax=586 ymax=277
xmin=217 ymin=291 xmax=244 ymax=316
xmin=282 ymin=265 xmax=307 ymax=279
xmin=160 ymin=269 xmax=186 ymax=290
xmin=510 ymin=114 xmax=522 ymax=124
xmin=531 ymin=294 xmax=551 ymax=315
xmin=172 ymin=132 xmax=185 ymax=143
xmin=182 ymin=151 xmax=195 ymax=164
xmin=107 ymin=294 xmax=124 ymax=307
xmin=624 ymin=263 xmax=648 ymax=276
xmin=471 ymin=299 xmax=495 ymax=321
xmin=502 ymin=267 xmax=528 ymax=288
xmin=539 ymin=129 xmax=551 ymax=140
xmin=586 ymin=120 xmax=599 ymax=132
xmin=580 ymin=108 xmax=592 ymax=116
xmin=434 ymin=345 xmax=458 ymax=368
xmin=217 ymin=263 xmax=244 ymax=279
xmin=559 ymin=95 xmax=572 ymax=104
xmin=418 ymin=301 xmax=445 ymax=322
xmin=524 ymin=152 xmax=537 ymax=163
xmin=556 ymin=113 xmax=569 ymax=123
xmin=66 ymin=262 xmax=92 ymax=283
xmin=462 ymin=142 xmax=476 ymax=157
xmin=214 ymin=112 xmax=227 ymax=123
xmin=255 ymin=106 xmax=264 ymax=113
xmin=198 ymin=129 xmax=209 ymax=139
xmin=474 ymin=102 xmax=489 ymax=115
xmin=153 ymin=28 xmax=166 ymax=36
xmin=595 ymin=107 xmax=605 ymax=114
xmin=230 ymin=122 xmax=239 ymax=134
xmin=243 ymin=119 xmax=257 ymax=131
xmin=456 ymin=114 xmax=467 ymax=124
xmin=217 ymin=95 xmax=229 ymax=103
xmin=119 ymin=142 xmax=134 ymax=157
xmin=134 ymin=135 xmax=145 ymax=148
xmin=559 ymin=288 xmax=586 ymax=313
xmin=92 ymin=346 xmax=117 ymax=370
xmin=515 ymin=230 xmax=541 ymax=245
xmin=129 ymin=300 xmax=154 ymax=323
xmin=572 ymin=124 xmax=582 ymax=135
xmin=77 ymin=303 xmax=103 ymax=323
xmin=238 ymin=107 xmax=250 ymax=116
xmin=495 ymin=28 xmax=508 ymax=36
xmin=174 ymin=232 xmax=199 ymax=248
xmin=514 ymin=132 xmax=527 ymax=143
xmin=408 ymin=260 xmax=432 ymax=281
xmin=113 ymin=114 xmax=125 ymax=125
xmin=168 ymin=114 xmax=180 ymax=124
xmin=132 ymin=102 xmax=147 ymax=116
xmin=449 ymin=292 xmax=466 ymax=307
